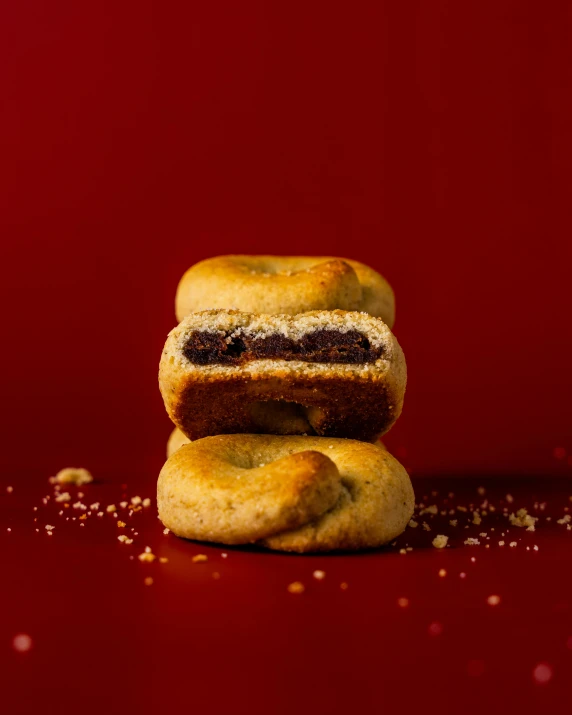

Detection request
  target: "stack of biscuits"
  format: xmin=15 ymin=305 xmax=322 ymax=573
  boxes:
xmin=157 ymin=256 xmax=414 ymax=553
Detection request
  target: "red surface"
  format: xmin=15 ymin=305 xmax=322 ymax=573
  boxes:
xmin=2 ymin=3 xmax=572 ymax=713
xmin=3 ymin=476 xmax=572 ymax=715
xmin=1 ymin=1 xmax=571 ymax=478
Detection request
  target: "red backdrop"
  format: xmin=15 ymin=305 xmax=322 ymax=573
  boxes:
xmin=2 ymin=1 xmax=571 ymax=479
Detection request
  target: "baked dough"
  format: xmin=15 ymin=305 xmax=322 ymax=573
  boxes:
xmin=167 ymin=427 xmax=191 ymax=457
xmin=159 ymin=309 xmax=406 ymax=443
xmin=175 ymin=255 xmax=395 ymax=327
xmin=157 ymin=435 xmax=414 ymax=552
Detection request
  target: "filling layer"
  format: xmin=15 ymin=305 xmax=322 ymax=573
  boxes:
xmin=183 ymin=329 xmax=383 ymax=365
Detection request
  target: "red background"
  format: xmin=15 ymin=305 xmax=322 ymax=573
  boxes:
xmin=2 ymin=4 xmax=572 ymax=715
xmin=2 ymin=0 xmax=571 ymax=479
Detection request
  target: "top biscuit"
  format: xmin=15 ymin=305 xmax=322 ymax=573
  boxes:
xmin=175 ymin=255 xmax=395 ymax=327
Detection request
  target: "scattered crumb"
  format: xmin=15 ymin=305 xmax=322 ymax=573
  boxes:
xmin=144 ymin=577 xmax=153 ymax=586
xmin=97 ymin=511 xmax=104 ymax=517
xmin=506 ymin=494 xmax=514 ymax=503
xmin=78 ymin=514 xmax=87 ymax=521
xmin=6 ymin=486 xmax=13 ymax=493
xmin=118 ymin=535 xmax=133 ymax=545
xmin=12 ymin=634 xmax=33 ymax=653
xmin=449 ymin=519 xmax=458 ymax=527
xmin=399 ymin=548 xmax=407 ymax=555
xmin=557 ymin=515 xmax=571 ymax=525
xmin=470 ymin=557 xmax=476 ymax=562
xmin=534 ymin=545 xmax=539 ymax=551
xmin=221 ymin=553 xmax=228 ymax=559
xmin=287 ymin=581 xmax=305 ymax=594
xmin=72 ymin=502 xmax=87 ymax=510
xmin=428 ymin=622 xmax=443 ymax=636
xmin=397 ymin=597 xmax=409 ymax=608
xmin=54 ymin=492 xmax=71 ymax=503
xmin=438 ymin=569 xmax=447 ymax=577
xmin=487 ymin=594 xmax=501 ymax=606
xmin=89 ymin=502 xmax=99 ymax=510
xmin=408 ymin=519 xmax=418 ymax=528
xmin=313 ymin=570 xmax=326 ymax=580
xmin=163 ymin=528 xmax=170 ymax=535
xmin=119 ymin=501 xmax=128 ymax=509
xmin=507 ymin=508 xmax=538 ymax=531
xmin=419 ymin=505 xmax=438 ymax=516
xmin=44 ymin=524 xmax=55 ymax=531
xmin=432 ymin=534 xmax=448 ymax=549
xmin=106 ymin=504 xmax=116 ymax=513
xmin=159 ymin=557 xmax=169 ymax=564
xmin=422 ymin=522 xmax=431 ymax=532
xmin=464 ymin=538 xmax=480 ymax=546
xmin=457 ymin=506 xmax=467 ymax=513
xmin=472 ymin=511 xmax=482 ymax=525
xmin=340 ymin=582 xmax=349 ymax=590
xmin=51 ymin=467 xmax=93 ymax=486
xmin=117 ymin=520 xmax=126 ymax=528
xmin=192 ymin=554 xmax=208 ymax=563
xmin=131 ymin=496 xmax=142 ymax=506
xmin=142 ymin=498 xmax=151 ymax=508
xmin=459 ymin=572 xmax=466 ymax=579
xmin=499 ymin=541 xmax=505 ymax=546
xmin=509 ymin=541 xmax=517 ymax=547
xmin=532 ymin=662 xmax=553 ymax=685
xmin=477 ymin=486 xmax=486 ymax=496
xmin=138 ymin=549 xmax=156 ymax=562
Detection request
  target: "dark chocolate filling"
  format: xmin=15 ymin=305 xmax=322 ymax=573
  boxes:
xmin=183 ymin=329 xmax=383 ymax=365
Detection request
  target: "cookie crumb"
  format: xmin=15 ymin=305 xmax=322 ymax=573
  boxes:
xmin=51 ymin=467 xmax=93 ymax=486
xmin=432 ymin=534 xmax=448 ymax=549
xmin=106 ymin=504 xmax=116 ymax=513
xmin=131 ymin=496 xmax=142 ymax=506
xmin=55 ymin=492 xmax=71 ymax=503
xmin=287 ymin=581 xmax=305 ymax=594
xmin=397 ymin=597 xmax=409 ymax=608
xmin=408 ymin=519 xmax=418 ymax=528
xmin=138 ymin=549 xmax=156 ymax=562
xmin=221 ymin=553 xmax=228 ymax=558
xmin=212 ymin=572 xmax=221 ymax=579
xmin=118 ymin=535 xmax=133 ymax=545
xmin=192 ymin=554 xmax=208 ymax=563
xmin=12 ymin=634 xmax=33 ymax=653
xmin=486 ymin=594 xmax=501 ymax=606
xmin=159 ymin=557 xmax=168 ymax=564
xmin=438 ymin=569 xmax=447 ymax=577
xmin=142 ymin=498 xmax=151 ymax=508
xmin=119 ymin=501 xmax=128 ymax=509
xmin=313 ymin=570 xmax=326 ymax=580
xmin=144 ymin=577 xmax=153 ymax=586
xmin=509 ymin=541 xmax=517 ymax=547
xmin=449 ymin=519 xmax=458 ymax=527
xmin=428 ymin=622 xmax=443 ymax=636
xmin=6 ymin=486 xmax=13 ymax=493
xmin=163 ymin=528 xmax=170 ymax=535
xmin=340 ymin=582 xmax=349 ymax=590
xmin=464 ymin=538 xmax=480 ymax=546
xmin=532 ymin=662 xmax=553 ymax=685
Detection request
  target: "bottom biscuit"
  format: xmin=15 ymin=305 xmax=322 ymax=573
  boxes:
xmin=158 ymin=434 xmax=413 ymax=553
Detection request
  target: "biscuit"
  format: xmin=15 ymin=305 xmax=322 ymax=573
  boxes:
xmin=166 ymin=426 xmax=388 ymax=457
xmin=167 ymin=427 xmax=190 ymax=457
xmin=157 ymin=435 xmax=414 ymax=552
xmin=175 ymin=255 xmax=395 ymax=327
xmin=159 ymin=309 xmax=406 ymax=443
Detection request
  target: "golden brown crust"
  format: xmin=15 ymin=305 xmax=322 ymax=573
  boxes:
xmin=166 ymin=427 xmax=191 ymax=457
xmin=175 ymin=255 xmax=395 ymax=327
xmin=159 ymin=310 xmax=406 ymax=443
xmin=157 ymin=435 xmax=414 ymax=552
xmin=157 ymin=436 xmax=342 ymax=544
